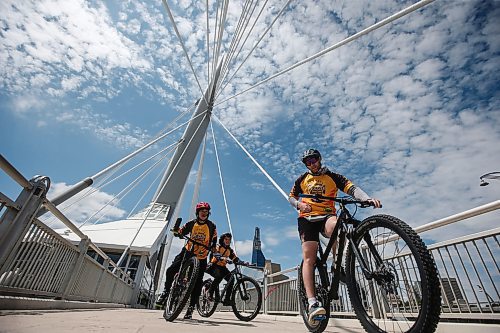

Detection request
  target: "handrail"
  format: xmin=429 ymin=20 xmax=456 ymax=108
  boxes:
xmin=0 ymin=154 xmax=32 ymax=190
xmin=414 ymin=200 xmax=500 ymax=234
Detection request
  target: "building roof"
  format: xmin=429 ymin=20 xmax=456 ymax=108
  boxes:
xmin=55 ymin=204 xmax=170 ymax=253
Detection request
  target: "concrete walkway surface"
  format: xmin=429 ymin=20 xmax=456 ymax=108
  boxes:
xmin=1 ymin=308 xmax=499 ymax=333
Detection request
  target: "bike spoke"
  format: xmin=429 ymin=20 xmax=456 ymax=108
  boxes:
xmin=348 ymin=218 xmax=437 ymax=333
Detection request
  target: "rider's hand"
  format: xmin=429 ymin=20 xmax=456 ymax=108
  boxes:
xmin=297 ymin=202 xmax=312 ymax=213
xmin=367 ymin=198 xmax=382 ymax=208
xmin=172 ymin=229 xmax=183 ymax=238
xmin=214 ymin=253 xmax=222 ymax=260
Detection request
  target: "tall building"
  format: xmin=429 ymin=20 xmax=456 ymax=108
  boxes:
xmin=251 ymin=227 xmax=266 ymax=267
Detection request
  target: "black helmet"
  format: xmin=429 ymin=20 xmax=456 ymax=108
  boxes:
xmin=301 ymin=149 xmax=321 ymax=164
xmin=219 ymin=232 xmax=232 ymax=246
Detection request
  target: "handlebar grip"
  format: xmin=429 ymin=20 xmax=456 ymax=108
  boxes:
xmin=173 ymin=217 xmax=182 ymax=230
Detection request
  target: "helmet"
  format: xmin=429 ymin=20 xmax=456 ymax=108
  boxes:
xmin=301 ymin=149 xmax=321 ymax=164
xmin=195 ymin=202 xmax=211 ymax=214
xmin=219 ymin=232 xmax=232 ymax=246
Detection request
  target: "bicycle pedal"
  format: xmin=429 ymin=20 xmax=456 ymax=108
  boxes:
xmin=313 ymin=315 xmax=327 ymax=321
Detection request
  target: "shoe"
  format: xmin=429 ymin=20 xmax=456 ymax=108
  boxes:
xmin=307 ymin=302 xmax=326 ymax=325
xmin=184 ymin=306 xmax=194 ymax=319
xmin=222 ymin=299 xmax=231 ymax=306
xmin=155 ymin=291 xmax=168 ymax=309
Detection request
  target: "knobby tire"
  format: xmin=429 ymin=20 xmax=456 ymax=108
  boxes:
xmin=346 ymin=214 xmax=441 ymax=333
xmin=297 ymin=259 xmax=330 ymax=333
xmin=163 ymin=256 xmax=200 ymax=322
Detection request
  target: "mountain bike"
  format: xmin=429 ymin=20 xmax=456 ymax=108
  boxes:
xmin=297 ymin=194 xmax=441 ymax=333
xmin=162 ymin=217 xmax=211 ymax=322
xmin=197 ymin=258 xmax=262 ymax=321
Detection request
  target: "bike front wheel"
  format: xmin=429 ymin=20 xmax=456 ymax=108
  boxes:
xmin=231 ymin=276 xmax=262 ymax=321
xmin=345 ymin=214 xmax=441 ymax=333
xmin=163 ymin=256 xmax=200 ymax=321
xmin=297 ymin=259 xmax=330 ymax=333
xmin=197 ymin=279 xmax=218 ymax=318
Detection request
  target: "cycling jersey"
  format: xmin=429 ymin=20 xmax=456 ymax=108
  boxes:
xmin=210 ymin=244 xmax=238 ymax=266
xmin=289 ymin=167 xmax=354 ymax=217
xmin=179 ymin=219 xmax=217 ymax=260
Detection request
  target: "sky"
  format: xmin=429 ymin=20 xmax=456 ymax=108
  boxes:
xmin=1 ymin=0 xmax=499 ymax=271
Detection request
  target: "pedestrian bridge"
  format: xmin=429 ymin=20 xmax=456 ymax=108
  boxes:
xmin=1 ymin=156 xmax=499 ymax=332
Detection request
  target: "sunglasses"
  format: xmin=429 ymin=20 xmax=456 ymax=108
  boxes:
xmin=304 ymin=157 xmax=319 ymax=166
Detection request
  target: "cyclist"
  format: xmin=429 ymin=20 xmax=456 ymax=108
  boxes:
xmin=289 ymin=148 xmax=381 ymax=324
xmin=155 ymin=202 xmax=218 ymax=319
xmin=206 ymin=232 xmax=247 ymax=305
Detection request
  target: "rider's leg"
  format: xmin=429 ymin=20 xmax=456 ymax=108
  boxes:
xmin=163 ymin=249 xmax=186 ymax=294
xmin=302 ymin=240 xmax=319 ymax=300
xmin=323 ymin=215 xmax=345 ymax=281
xmin=220 ymin=267 xmax=232 ymax=304
xmin=156 ymin=249 xmax=185 ymax=306
xmin=323 ymin=215 xmax=338 ymax=262
xmin=299 ymin=217 xmax=326 ymax=322
xmin=186 ymin=258 xmax=208 ymax=311
xmin=184 ymin=258 xmax=207 ymax=319
xmin=208 ymin=266 xmax=224 ymax=298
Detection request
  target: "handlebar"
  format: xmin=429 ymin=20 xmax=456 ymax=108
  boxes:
xmin=213 ymin=256 xmax=257 ymax=267
xmin=298 ymin=194 xmax=381 ymax=208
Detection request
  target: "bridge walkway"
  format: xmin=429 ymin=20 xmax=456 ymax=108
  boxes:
xmin=1 ymin=308 xmax=499 ymax=333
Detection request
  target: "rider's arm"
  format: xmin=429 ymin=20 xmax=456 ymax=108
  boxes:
xmin=288 ymin=172 xmax=308 ymax=209
xmin=288 ymin=196 xmax=300 ymax=209
xmin=178 ymin=220 xmax=194 ymax=236
xmin=347 ymin=185 xmax=370 ymax=201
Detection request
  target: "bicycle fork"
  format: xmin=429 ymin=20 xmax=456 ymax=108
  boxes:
xmin=348 ymin=232 xmax=385 ymax=280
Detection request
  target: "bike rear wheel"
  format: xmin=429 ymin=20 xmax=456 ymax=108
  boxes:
xmin=197 ymin=279 xmax=218 ymax=318
xmin=231 ymin=276 xmax=262 ymax=321
xmin=346 ymin=214 xmax=441 ymax=333
xmin=163 ymin=256 xmax=200 ymax=321
xmin=297 ymin=259 xmax=330 ymax=333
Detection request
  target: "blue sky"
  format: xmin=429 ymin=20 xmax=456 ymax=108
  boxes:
xmin=1 ymin=0 xmax=499 ymax=270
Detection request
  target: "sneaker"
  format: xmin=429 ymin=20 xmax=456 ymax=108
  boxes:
xmin=184 ymin=306 xmax=194 ymax=319
xmin=222 ymin=299 xmax=231 ymax=306
xmin=155 ymin=291 xmax=168 ymax=309
xmin=307 ymin=302 xmax=326 ymax=325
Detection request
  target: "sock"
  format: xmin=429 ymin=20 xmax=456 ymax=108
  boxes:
xmin=308 ymin=297 xmax=317 ymax=307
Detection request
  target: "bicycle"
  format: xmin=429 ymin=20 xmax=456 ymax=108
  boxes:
xmin=197 ymin=257 xmax=262 ymax=321
xmin=296 ymin=194 xmax=441 ymax=333
xmin=162 ymin=217 xmax=212 ymax=322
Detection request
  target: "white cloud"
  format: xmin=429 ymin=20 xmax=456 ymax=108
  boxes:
xmin=2 ymin=0 xmax=499 ymax=269
xmin=42 ymin=182 xmax=127 ymax=229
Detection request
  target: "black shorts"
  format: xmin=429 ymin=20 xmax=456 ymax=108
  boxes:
xmin=298 ymin=216 xmax=330 ymax=242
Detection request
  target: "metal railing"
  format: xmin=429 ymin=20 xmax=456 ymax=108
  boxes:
xmin=0 ymin=155 xmax=134 ymax=304
xmin=261 ymin=201 xmax=500 ymax=322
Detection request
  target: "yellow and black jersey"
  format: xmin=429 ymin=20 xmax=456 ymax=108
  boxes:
xmin=210 ymin=244 xmax=238 ymax=267
xmin=179 ymin=219 xmax=217 ymax=260
xmin=289 ymin=168 xmax=354 ymax=217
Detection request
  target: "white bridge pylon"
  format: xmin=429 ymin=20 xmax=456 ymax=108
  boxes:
xmin=146 ymin=59 xmax=224 ymax=290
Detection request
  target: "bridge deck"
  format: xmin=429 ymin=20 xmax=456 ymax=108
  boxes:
xmin=1 ymin=308 xmax=499 ymax=333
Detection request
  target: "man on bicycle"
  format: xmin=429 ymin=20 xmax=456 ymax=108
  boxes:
xmin=288 ymin=149 xmax=381 ymax=324
xmin=206 ymin=232 xmax=247 ymax=305
xmin=155 ymin=202 xmax=218 ymax=319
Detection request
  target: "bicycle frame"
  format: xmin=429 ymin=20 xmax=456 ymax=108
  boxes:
xmin=300 ymin=195 xmax=384 ymax=301
xmin=217 ymin=261 xmax=253 ymax=302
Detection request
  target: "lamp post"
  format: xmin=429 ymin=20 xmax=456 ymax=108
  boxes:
xmin=479 ymin=171 xmax=500 ymax=186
